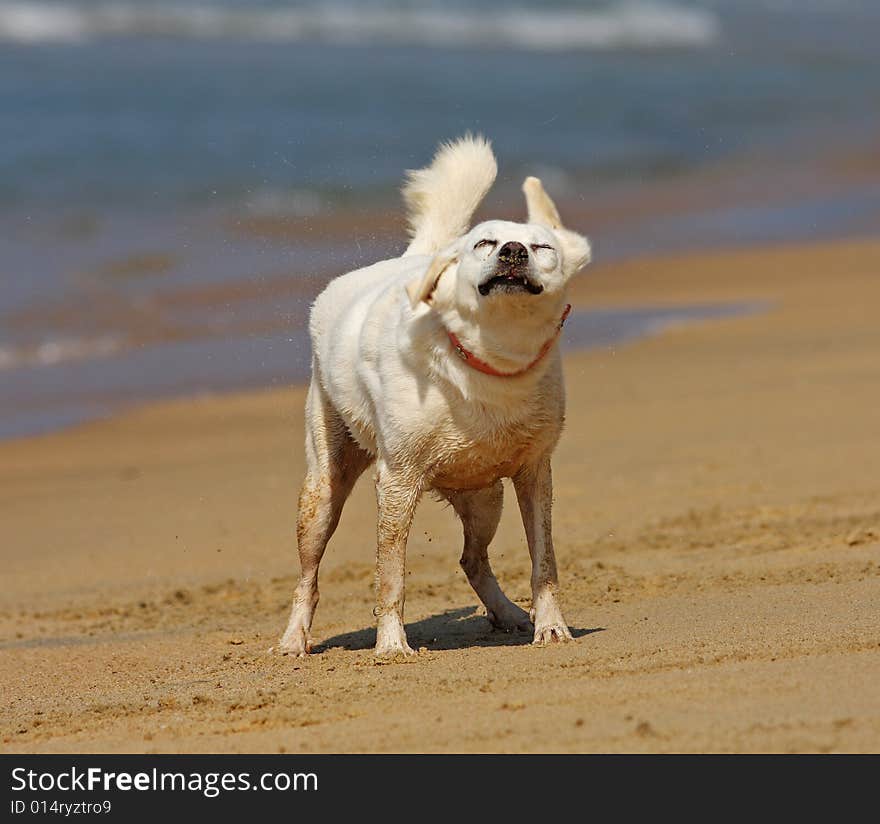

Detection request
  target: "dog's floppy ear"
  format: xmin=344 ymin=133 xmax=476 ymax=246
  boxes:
xmin=523 ymin=176 xmax=591 ymax=277
xmin=405 ymin=247 xmax=458 ymax=308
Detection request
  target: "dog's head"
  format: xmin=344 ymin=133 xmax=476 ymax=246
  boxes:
xmin=406 ymin=177 xmax=590 ymax=318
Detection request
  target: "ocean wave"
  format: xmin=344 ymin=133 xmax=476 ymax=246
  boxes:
xmin=0 ymin=335 xmax=124 ymax=371
xmin=0 ymin=2 xmax=720 ymax=50
xmin=243 ymin=187 xmax=325 ymax=218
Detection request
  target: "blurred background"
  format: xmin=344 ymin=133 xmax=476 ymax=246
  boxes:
xmin=2 ymin=0 xmax=879 ymax=439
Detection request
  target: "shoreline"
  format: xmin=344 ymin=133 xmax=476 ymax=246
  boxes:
xmin=2 ymin=235 xmax=879 ymax=752
xmin=4 ymin=125 xmax=880 ymax=443
xmin=0 ymin=297 xmax=768 ymax=444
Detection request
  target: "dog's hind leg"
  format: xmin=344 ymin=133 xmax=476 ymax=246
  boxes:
xmin=447 ymin=483 xmax=532 ymax=633
xmin=280 ymin=376 xmax=372 ymax=657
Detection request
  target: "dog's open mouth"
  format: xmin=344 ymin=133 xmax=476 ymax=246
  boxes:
xmin=478 ymin=270 xmax=544 ymax=296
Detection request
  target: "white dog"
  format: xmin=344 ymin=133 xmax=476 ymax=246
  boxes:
xmin=280 ymin=136 xmax=591 ymax=657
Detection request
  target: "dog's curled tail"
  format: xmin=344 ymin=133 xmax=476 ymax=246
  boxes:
xmin=402 ymin=134 xmax=497 ymax=256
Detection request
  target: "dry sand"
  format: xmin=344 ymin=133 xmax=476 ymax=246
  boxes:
xmin=1 ymin=238 xmax=879 ymax=753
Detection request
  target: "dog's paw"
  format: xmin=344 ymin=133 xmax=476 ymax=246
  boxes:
xmin=530 ymin=593 xmax=572 ymax=646
xmin=487 ymin=603 xmax=533 ymax=633
xmin=374 ymin=639 xmax=416 ymax=658
xmin=532 ymin=622 xmax=573 ymax=646
xmin=278 ymin=626 xmax=312 ymax=658
xmin=374 ymin=615 xmax=415 ymax=658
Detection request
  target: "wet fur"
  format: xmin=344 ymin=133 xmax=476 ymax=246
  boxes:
xmin=280 ymin=135 xmax=590 ymax=656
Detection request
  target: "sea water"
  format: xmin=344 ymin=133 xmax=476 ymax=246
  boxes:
xmin=0 ymin=0 xmax=877 ymax=437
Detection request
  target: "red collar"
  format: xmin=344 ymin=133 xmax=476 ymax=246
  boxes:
xmin=446 ymin=304 xmax=571 ymax=378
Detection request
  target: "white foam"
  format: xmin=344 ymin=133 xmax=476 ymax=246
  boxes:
xmin=0 ymin=2 xmax=720 ymax=50
xmin=244 ymin=187 xmax=325 ymax=218
xmin=0 ymin=335 xmax=124 ymax=371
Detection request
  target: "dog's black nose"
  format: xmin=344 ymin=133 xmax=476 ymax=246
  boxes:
xmin=497 ymin=241 xmax=529 ymax=266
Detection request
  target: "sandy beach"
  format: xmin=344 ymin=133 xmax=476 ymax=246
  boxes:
xmin=2 ymin=236 xmax=879 ymax=753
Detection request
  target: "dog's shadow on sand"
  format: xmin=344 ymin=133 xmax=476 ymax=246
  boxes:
xmin=314 ymin=606 xmax=604 ymax=654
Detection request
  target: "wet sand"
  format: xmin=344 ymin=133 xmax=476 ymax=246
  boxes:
xmin=2 ymin=237 xmax=879 ymax=753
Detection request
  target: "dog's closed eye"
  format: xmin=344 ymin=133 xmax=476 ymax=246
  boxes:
xmin=530 ymin=243 xmax=558 ymax=271
xmin=474 ymin=238 xmax=497 ymax=261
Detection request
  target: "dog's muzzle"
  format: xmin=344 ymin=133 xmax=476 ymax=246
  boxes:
xmin=497 ymin=241 xmax=529 ymax=267
xmin=478 ymin=241 xmax=543 ymax=295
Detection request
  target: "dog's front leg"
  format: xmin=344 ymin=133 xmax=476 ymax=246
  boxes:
xmin=373 ymin=462 xmax=422 ymax=657
xmin=513 ymin=456 xmax=573 ymax=646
